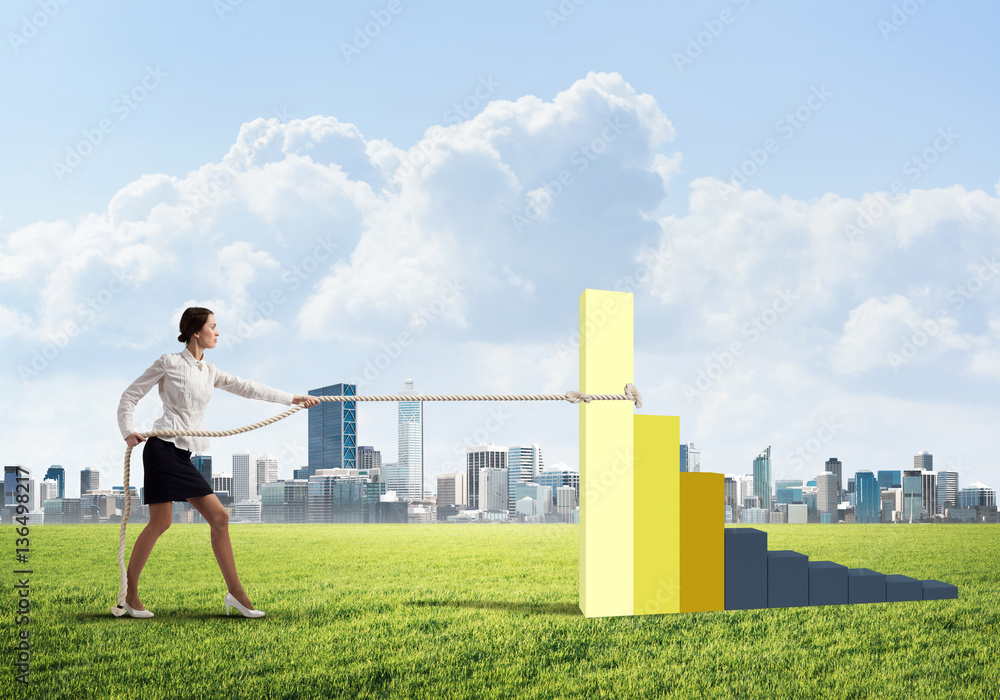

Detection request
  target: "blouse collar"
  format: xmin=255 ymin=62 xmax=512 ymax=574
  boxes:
xmin=181 ymin=346 xmax=205 ymax=368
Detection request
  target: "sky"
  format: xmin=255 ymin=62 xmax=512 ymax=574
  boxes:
xmin=2 ymin=0 xmax=999 ymax=500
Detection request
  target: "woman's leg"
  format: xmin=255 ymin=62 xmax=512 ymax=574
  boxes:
xmin=186 ymin=493 xmax=255 ymax=609
xmin=126 ymin=502 xmax=172 ymax=610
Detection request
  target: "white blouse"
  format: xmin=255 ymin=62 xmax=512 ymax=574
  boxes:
xmin=117 ymin=346 xmax=294 ymax=453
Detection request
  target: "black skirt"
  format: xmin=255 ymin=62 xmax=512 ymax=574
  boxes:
xmin=142 ymin=436 xmax=214 ymax=504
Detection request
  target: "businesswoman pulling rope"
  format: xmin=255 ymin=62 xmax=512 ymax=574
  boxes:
xmin=116 ymin=307 xmax=319 ymax=619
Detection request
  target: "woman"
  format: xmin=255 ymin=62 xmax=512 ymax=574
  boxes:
xmin=116 ymin=307 xmax=320 ymax=618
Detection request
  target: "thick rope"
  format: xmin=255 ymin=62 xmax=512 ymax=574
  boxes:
xmin=112 ymin=384 xmax=641 ymax=616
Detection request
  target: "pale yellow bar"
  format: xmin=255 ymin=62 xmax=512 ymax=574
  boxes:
xmin=679 ymin=472 xmax=725 ymax=613
xmin=579 ymin=289 xmax=634 ymax=618
xmin=633 ymin=415 xmax=681 ymax=615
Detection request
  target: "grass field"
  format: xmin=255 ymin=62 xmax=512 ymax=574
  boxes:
xmin=3 ymin=523 xmax=998 ymax=699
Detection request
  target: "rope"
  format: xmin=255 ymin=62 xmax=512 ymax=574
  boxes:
xmin=111 ymin=383 xmax=641 ymax=616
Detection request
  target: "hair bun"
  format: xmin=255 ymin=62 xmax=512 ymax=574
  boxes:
xmin=177 ymin=334 xmax=187 ymax=343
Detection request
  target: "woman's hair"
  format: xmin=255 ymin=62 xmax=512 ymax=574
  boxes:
xmin=177 ymin=307 xmax=214 ymax=344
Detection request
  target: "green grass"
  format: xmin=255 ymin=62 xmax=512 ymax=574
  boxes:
xmin=2 ymin=523 xmax=998 ymax=699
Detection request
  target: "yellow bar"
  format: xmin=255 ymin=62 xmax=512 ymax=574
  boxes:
xmin=633 ymin=415 xmax=681 ymax=615
xmin=579 ymin=289 xmax=634 ymax=618
xmin=679 ymin=472 xmax=725 ymax=613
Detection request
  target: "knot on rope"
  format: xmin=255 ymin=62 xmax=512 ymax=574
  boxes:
xmin=564 ymin=390 xmax=593 ymax=404
xmin=624 ymin=382 xmax=642 ymax=409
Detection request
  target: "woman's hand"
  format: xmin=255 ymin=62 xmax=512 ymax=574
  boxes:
xmin=292 ymin=395 xmax=321 ymax=408
xmin=125 ymin=432 xmax=146 ymax=448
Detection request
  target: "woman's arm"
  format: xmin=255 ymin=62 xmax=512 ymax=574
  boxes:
xmin=118 ymin=355 xmax=166 ymax=442
xmin=214 ymin=367 xmax=296 ymax=405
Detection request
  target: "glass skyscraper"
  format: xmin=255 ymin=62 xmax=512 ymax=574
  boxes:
xmin=45 ymin=465 xmax=65 ymax=499
xmin=902 ymin=470 xmax=923 ymax=522
xmin=397 ymin=379 xmax=423 ymax=501
xmin=753 ymin=446 xmax=772 ymax=513
xmin=877 ymin=470 xmax=901 ymax=490
xmin=936 ymin=470 xmax=959 ymax=515
xmin=825 ymin=458 xmax=843 ymax=504
xmin=301 ymin=383 xmax=356 ymax=480
xmin=508 ymin=444 xmax=543 ymax=517
xmin=192 ymin=455 xmax=212 ymax=487
xmin=855 ymin=470 xmax=880 ymax=523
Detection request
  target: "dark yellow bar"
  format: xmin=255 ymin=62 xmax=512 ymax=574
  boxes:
xmin=679 ymin=472 xmax=725 ymax=613
xmin=633 ymin=415 xmax=680 ymax=615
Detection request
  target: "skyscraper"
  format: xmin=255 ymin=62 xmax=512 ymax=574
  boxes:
xmin=507 ymin=444 xmax=543 ymax=518
xmin=480 ymin=467 xmax=508 ymax=513
xmin=921 ymin=470 xmax=937 ymax=519
xmin=877 ymin=470 xmax=901 ymax=490
xmin=398 ymin=379 xmax=423 ymax=502
xmin=825 ymin=458 xmax=843 ymax=504
xmin=233 ymin=451 xmax=251 ymax=504
xmin=382 ymin=461 xmax=406 ymax=499
xmin=752 ymin=447 xmax=772 ymax=512
xmin=902 ymin=470 xmax=923 ymax=522
xmin=816 ymin=472 xmax=838 ymax=522
xmin=466 ymin=443 xmax=507 ymax=510
xmin=300 ymin=383 xmax=357 ymax=480
xmin=192 ymin=454 xmax=213 ymax=487
xmin=957 ymin=482 xmax=996 ymax=508
xmin=358 ymin=446 xmax=382 ymax=472
xmin=80 ymin=468 xmax=100 ymax=496
xmin=256 ymin=454 xmax=278 ymax=496
xmin=914 ymin=451 xmax=933 ymax=471
xmin=683 ymin=443 xmax=701 ymax=472
xmin=855 ymin=471 xmax=880 ymax=523
xmin=437 ymin=472 xmax=467 ymax=507
xmin=936 ymin=470 xmax=959 ymax=515
xmin=45 ymin=466 xmax=65 ymax=499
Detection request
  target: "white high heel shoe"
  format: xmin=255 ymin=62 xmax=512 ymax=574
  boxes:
xmin=225 ymin=592 xmax=265 ymax=618
xmin=122 ymin=601 xmax=154 ymax=618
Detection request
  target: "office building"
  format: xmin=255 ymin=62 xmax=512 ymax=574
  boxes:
xmin=680 ymin=443 xmax=701 ymax=473
xmin=534 ymin=463 xmax=579 ymax=509
xmin=480 ymin=467 xmax=508 ymax=514
xmin=396 ymin=378 xmax=424 ymax=502
xmin=437 ymin=472 xmax=467 ymax=507
xmin=308 ymin=470 xmax=385 ymax=523
xmin=743 ymin=507 xmax=769 ymax=524
xmin=902 ymin=470 xmax=923 ymax=522
xmin=816 ymin=472 xmax=838 ymax=522
xmin=80 ymin=468 xmax=100 ymax=496
xmin=212 ymin=474 xmax=233 ymax=499
xmin=881 ymin=488 xmax=903 ymax=523
xmin=383 ymin=461 xmax=407 ymax=499
xmin=921 ymin=470 xmax=937 ymax=519
xmin=45 ymin=466 xmax=66 ymax=499
xmin=936 ymin=471 xmax=959 ymax=515
xmin=877 ymin=470 xmax=901 ymax=490
xmin=39 ymin=479 xmax=59 ymax=507
xmin=787 ymin=503 xmax=808 ymax=524
xmin=508 ymin=444 xmax=544 ymax=517
xmin=358 ymin=446 xmax=382 ymax=472
xmin=256 ymin=453 xmax=278 ymax=496
xmin=43 ymin=498 xmax=83 ymax=524
xmin=958 ymin=482 xmax=996 ymax=508
xmin=556 ymin=485 xmax=576 ymax=522
xmin=232 ymin=451 xmax=251 ymax=504
xmin=753 ymin=447 xmax=772 ymax=512
xmin=914 ymin=451 xmax=933 ymax=471
xmin=855 ymin=471 xmax=880 ymax=523
xmin=298 ymin=383 xmax=357 ymax=480
xmin=233 ymin=498 xmax=261 ymax=523
xmin=192 ymin=455 xmax=212 ymax=487
xmin=724 ymin=477 xmax=738 ymax=522
xmin=825 ymin=458 xmax=843 ymax=504
xmin=466 ymin=443 xmax=507 ymax=510
xmin=261 ymin=479 xmax=309 ymax=523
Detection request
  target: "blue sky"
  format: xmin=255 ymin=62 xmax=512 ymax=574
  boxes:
xmin=2 ymin=0 xmax=999 ymax=499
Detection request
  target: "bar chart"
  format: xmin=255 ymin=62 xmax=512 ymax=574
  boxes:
xmin=578 ymin=288 xmax=959 ymax=618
